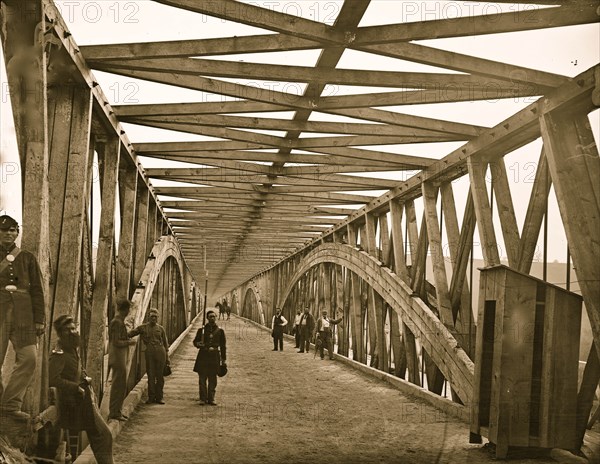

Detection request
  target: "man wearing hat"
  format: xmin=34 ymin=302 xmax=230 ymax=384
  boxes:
xmin=128 ymin=308 xmax=170 ymax=404
xmin=0 ymin=214 xmax=45 ymax=420
xmin=49 ymin=315 xmax=114 ymax=463
xmin=193 ymin=310 xmax=227 ymax=406
xmin=297 ymin=306 xmax=315 ymax=353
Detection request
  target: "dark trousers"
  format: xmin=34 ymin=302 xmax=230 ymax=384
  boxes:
xmin=273 ymin=333 xmax=283 ymax=350
xmin=319 ymin=331 xmax=334 ymax=359
xmin=294 ymin=328 xmax=301 ymax=348
xmin=198 ymin=373 xmax=217 ymax=403
xmin=108 ymin=348 xmax=127 ymax=418
xmin=86 ymin=406 xmax=115 ymax=464
xmin=299 ymin=327 xmax=311 ymax=352
xmin=145 ymin=345 xmax=166 ymax=401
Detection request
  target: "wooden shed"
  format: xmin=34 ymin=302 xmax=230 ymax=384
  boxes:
xmin=471 ymin=264 xmax=583 ymax=458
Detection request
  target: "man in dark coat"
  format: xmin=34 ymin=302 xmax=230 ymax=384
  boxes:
xmin=193 ymin=311 xmax=226 ymax=406
xmin=270 ymin=308 xmax=287 ymax=351
xmin=49 ymin=315 xmax=114 ymax=464
xmin=297 ymin=306 xmax=315 ymax=353
xmin=128 ymin=308 xmax=170 ymax=404
xmin=107 ymin=299 xmax=136 ymax=420
xmin=0 ymin=214 xmax=45 ymax=420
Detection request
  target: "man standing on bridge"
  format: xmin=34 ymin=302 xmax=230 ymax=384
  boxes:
xmin=128 ymin=308 xmax=170 ymax=404
xmin=107 ymin=299 xmax=136 ymax=421
xmin=297 ymin=306 xmax=315 ymax=354
xmin=193 ymin=310 xmax=227 ymax=406
xmin=0 ymin=214 xmax=45 ymax=421
xmin=315 ymin=310 xmax=343 ymax=360
xmin=49 ymin=315 xmax=114 ymax=464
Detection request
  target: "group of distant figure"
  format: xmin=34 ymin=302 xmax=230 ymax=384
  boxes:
xmin=1 ymin=213 xmax=342 ymax=463
xmin=271 ymin=306 xmax=343 ymax=360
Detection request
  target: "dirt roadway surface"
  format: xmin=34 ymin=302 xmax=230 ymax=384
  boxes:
xmin=114 ymin=315 xmax=557 ymax=464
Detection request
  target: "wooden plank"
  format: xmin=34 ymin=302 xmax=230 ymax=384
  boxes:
xmin=348 ymin=224 xmax=364 ymax=363
xmin=501 ymin=270 xmax=536 ymax=447
xmin=125 ymin=112 xmax=452 ymax=138
xmin=86 ymin=137 xmax=121 ymax=395
xmin=389 ymin=199 xmax=410 ymax=281
xmin=467 ymin=159 xmax=500 ymax=266
xmin=440 ymin=184 xmax=474 ymax=333
xmin=116 ymin=162 xmax=139 ymax=299
xmin=358 ymin=41 xmax=566 ymax=90
xmin=354 ymin=3 xmax=599 ymax=43
xmin=364 ymin=213 xmax=387 ymax=371
xmin=81 ymin=34 xmax=317 ymax=60
xmin=153 ymin=0 xmax=343 ymax=44
xmin=447 ymin=193 xmax=476 ymax=356
xmin=540 ymin=110 xmax=600 ymax=360
xmin=97 ymin=56 xmax=517 ymax=91
xmin=410 ymin=212 xmax=429 ymax=298
xmin=422 ymin=183 xmax=454 ymax=326
xmin=133 ymin=186 xmax=150 ymax=285
xmin=518 ymin=150 xmax=552 ymax=274
xmin=52 ymin=88 xmax=93 ymax=319
xmin=490 ymin=158 xmax=521 ymax=267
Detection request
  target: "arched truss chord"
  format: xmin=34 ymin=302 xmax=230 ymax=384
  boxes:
xmin=241 ymin=282 xmax=266 ymax=325
xmin=278 ymin=243 xmax=474 ymax=404
xmin=129 ymin=235 xmax=193 ymax=325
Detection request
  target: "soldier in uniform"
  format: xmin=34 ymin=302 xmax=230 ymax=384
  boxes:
xmin=107 ymin=299 xmax=136 ymax=421
xmin=128 ymin=308 xmax=170 ymax=404
xmin=0 ymin=214 xmax=45 ymax=420
xmin=49 ymin=315 xmax=114 ymax=464
xmin=193 ymin=311 xmax=226 ymax=406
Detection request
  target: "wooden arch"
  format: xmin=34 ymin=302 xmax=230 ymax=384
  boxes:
xmin=241 ymin=283 xmax=266 ymax=325
xmin=278 ymin=243 xmax=474 ymax=404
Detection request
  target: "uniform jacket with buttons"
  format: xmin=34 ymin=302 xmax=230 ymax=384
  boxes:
xmin=193 ymin=323 xmax=226 ymax=375
xmin=0 ymin=243 xmax=45 ymax=346
xmin=49 ymin=345 xmax=96 ymax=431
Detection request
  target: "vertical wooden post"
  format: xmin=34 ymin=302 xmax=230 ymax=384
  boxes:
xmin=518 ymin=150 xmax=551 ymax=274
xmin=347 ymin=223 xmax=363 ymax=363
xmin=116 ymin=163 xmax=138 ymax=299
xmin=87 ymin=138 xmax=121 ymax=395
xmin=132 ymin=186 xmax=149 ymax=285
xmin=490 ymin=158 xmax=521 ymax=267
xmin=52 ymin=87 xmax=93 ymax=320
xmin=467 ymin=158 xmax=501 ymax=266
xmin=1 ymin=0 xmax=50 ymax=417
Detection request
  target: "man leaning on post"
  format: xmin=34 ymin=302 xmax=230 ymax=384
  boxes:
xmin=49 ymin=315 xmax=114 ymax=464
xmin=108 ymin=299 xmax=137 ymax=421
xmin=0 ymin=214 xmax=45 ymax=421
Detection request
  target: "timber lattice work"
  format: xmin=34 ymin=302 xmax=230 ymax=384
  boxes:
xmin=0 ymin=0 xmax=598 ymax=460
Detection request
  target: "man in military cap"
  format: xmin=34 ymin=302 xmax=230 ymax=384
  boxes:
xmin=0 ymin=214 xmax=45 ymax=420
xmin=49 ymin=315 xmax=114 ymax=464
xmin=193 ymin=310 xmax=226 ymax=406
xmin=128 ymin=308 xmax=170 ymax=404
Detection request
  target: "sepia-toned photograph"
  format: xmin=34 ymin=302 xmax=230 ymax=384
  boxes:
xmin=0 ymin=1 xmax=598 ymax=463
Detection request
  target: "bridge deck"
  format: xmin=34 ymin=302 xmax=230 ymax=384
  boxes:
xmin=113 ymin=316 xmax=557 ymax=464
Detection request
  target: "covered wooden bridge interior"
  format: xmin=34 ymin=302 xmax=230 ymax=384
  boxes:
xmin=0 ymin=0 xmax=599 ymax=461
